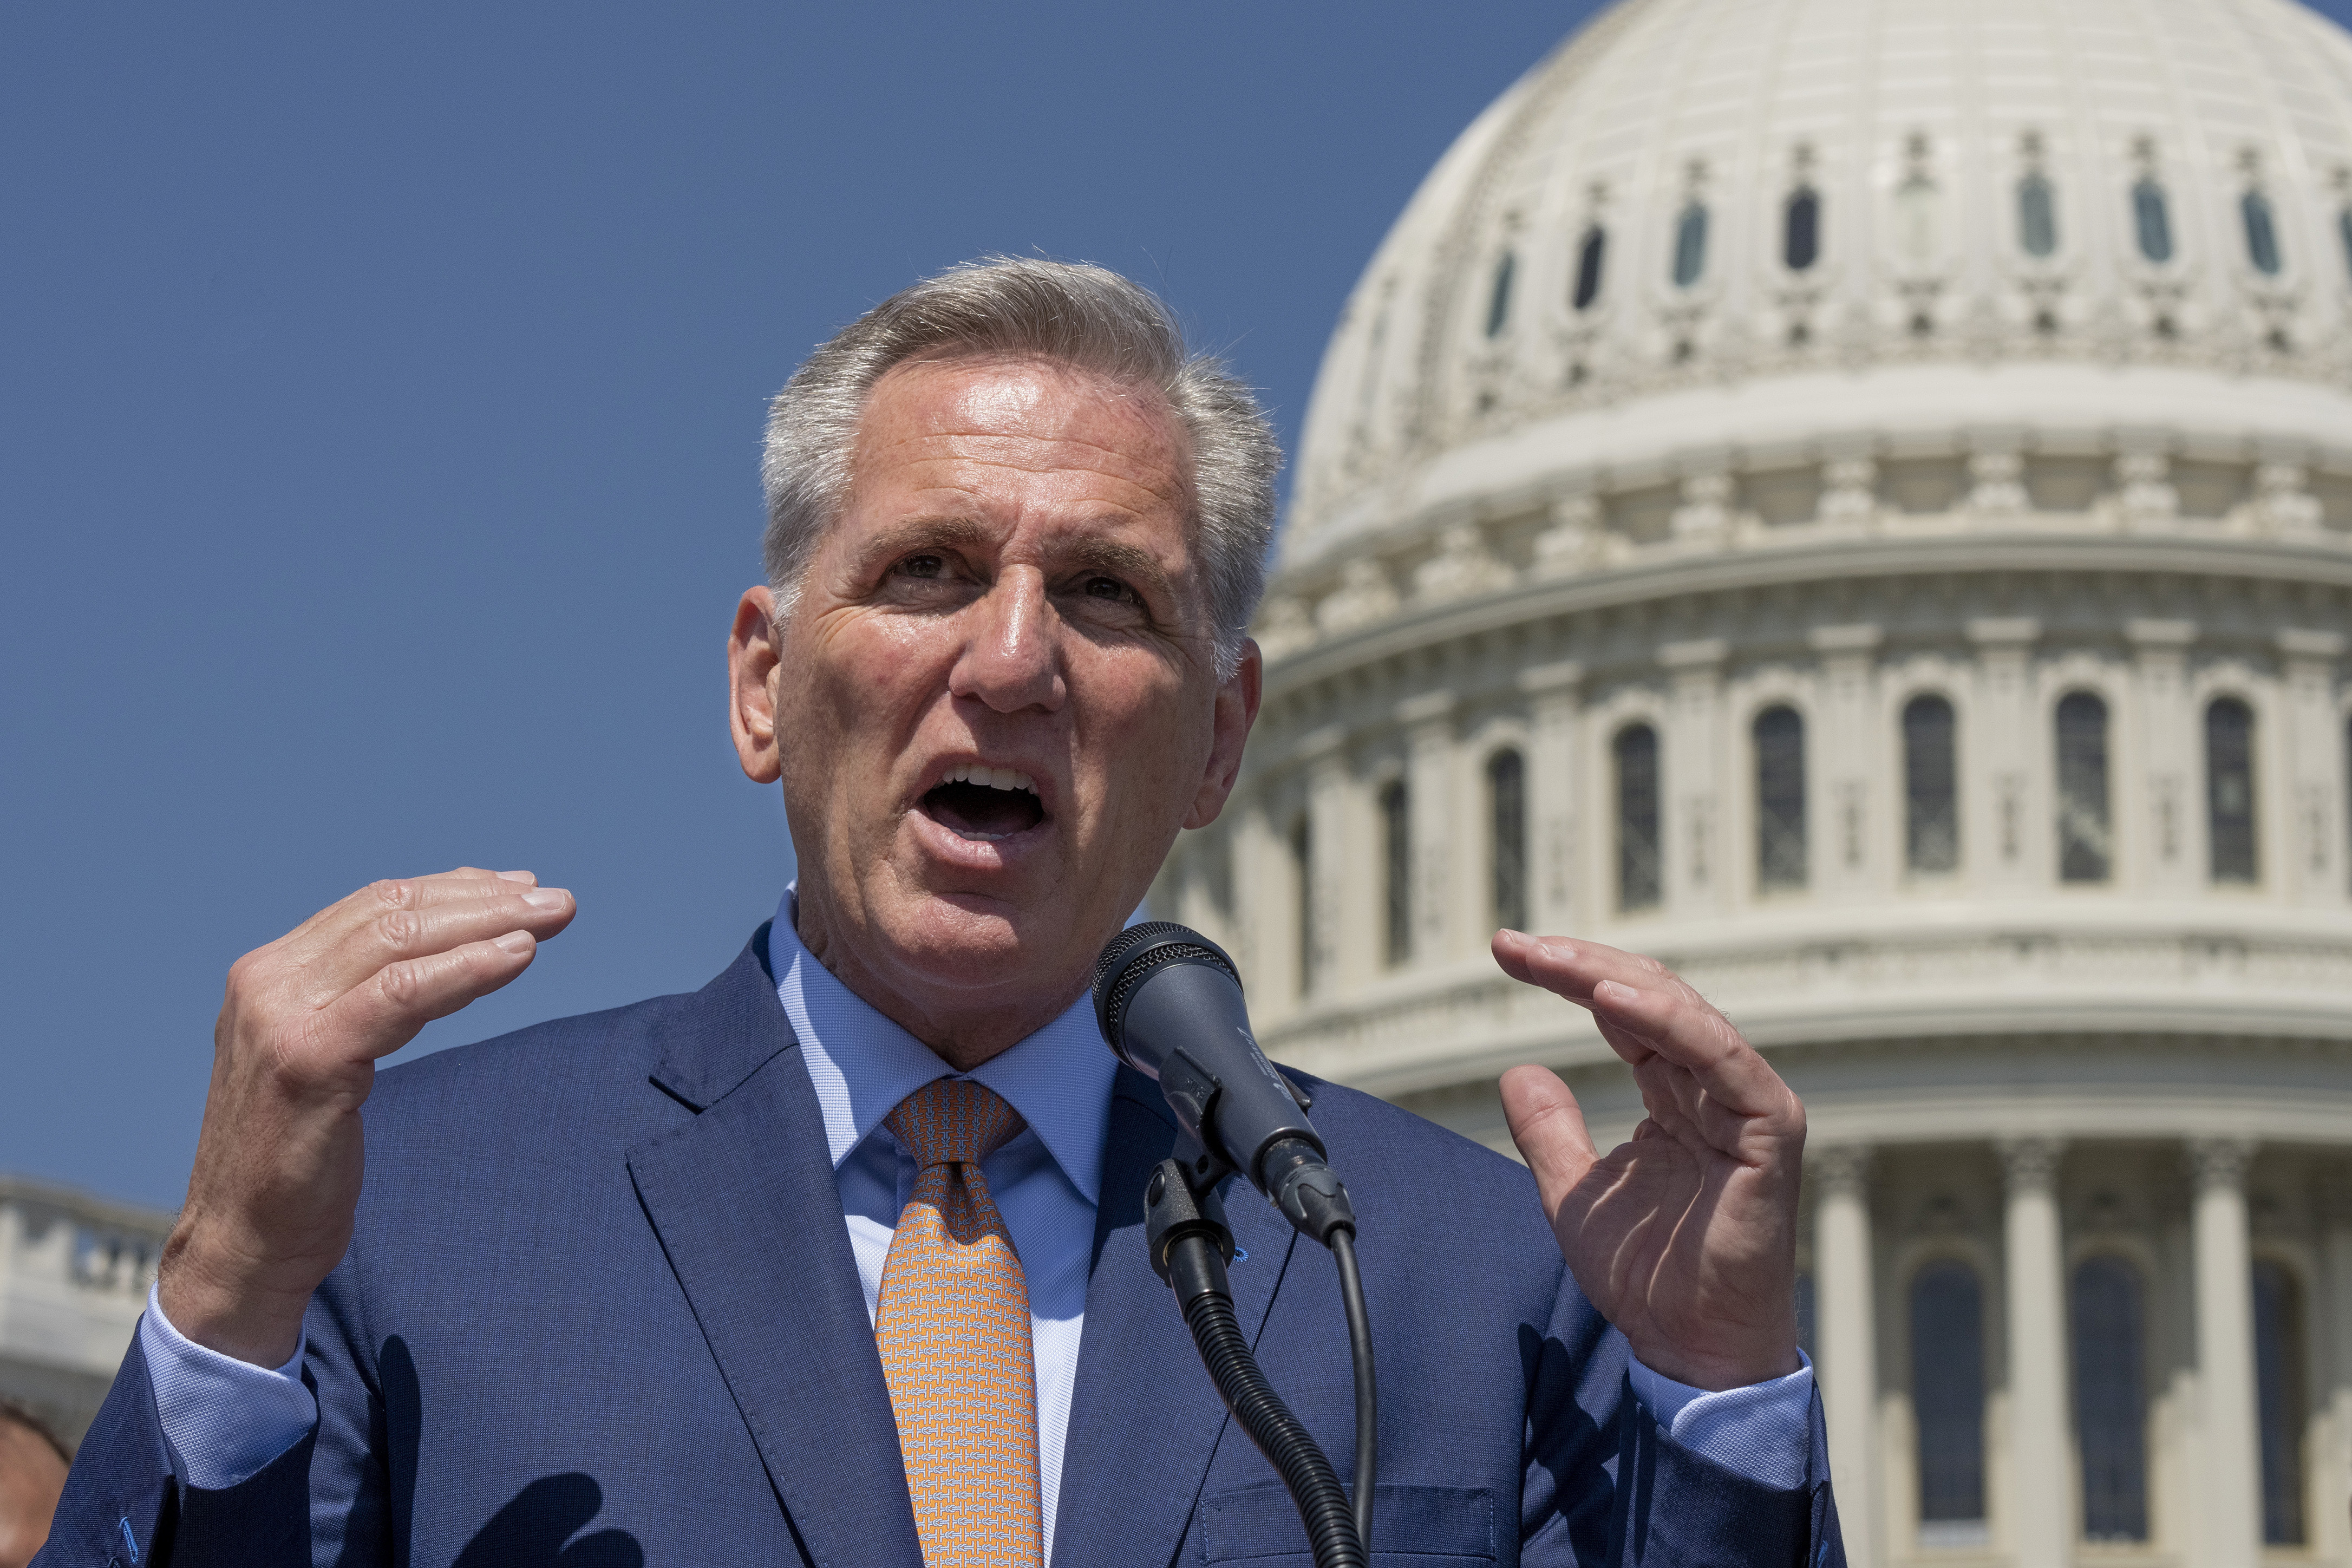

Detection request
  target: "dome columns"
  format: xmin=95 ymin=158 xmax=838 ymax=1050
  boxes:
xmin=1811 ymin=1144 xmax=1881 ymax=1568
xmin=2279 ymin=629 xmax=2349 ymax=908
xmin=1659 ymin=638 xmax=1729 ymax=916
xmin=1299 ymin=727 xmax=1349 ymax=1002
xmin=1997 ymin=1137 xmax=2073 ymax=1568
xmin=1965 ymin=617 xmax=2042 ymax=893
xmin=2128 ymin=618 xmax=2201 ymax=898
xmin=1396 ymin=689 xmax=1461 ymax=965
xmin=2188 ymin=1136 xmax=2265 ymax=1568
xmin=1518 ymin=659 xmax=1585 ymax=935
xmin=1808 ymin=624 xmax=1884 ymax=901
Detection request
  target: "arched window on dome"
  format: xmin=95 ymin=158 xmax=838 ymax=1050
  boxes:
xmin=1755 ymin=706 xmax=1807 ymax=891
xmin=1904 ymin=695 xmax=1959 ymax=873
xmin=2207 ymin=696 xmax=2258 ymax=884
xmin=1488 ymin=748 xmax=1528 ymax=933
xmin=1783 ymin=187 xmax=1821 ymax=272
xmin=2072 ymin=1256 xmax=2149 ymax=1542
xmin=2133 ymin=178 xmax=2175 ymax=264
xmin=1911 ymin=1260 xmax=1987 ymax=1539
xmin=2242 ymin=189 xmax=2284 ymax=276
xmin=1672 ymin=202 xmax=1709 ymax=289
xmin=1615 ymin=724 xmax=1662 ymax=912
xmin=2339 ymin=204 xmax=2352 ymax=285
xmin=2255 ymin=1260 xmax=2309 ymax=1544
xmin=2056 ymin=691 xmax=2112 ymax=883
xmin=1290 ymin=812 xmax=1315 ymax=998
xmin=2018 ymin=173 xmax=2059 ymax=258
xmin=1484 ymin=251 xmax=1515 ymax=338
xmin=1380 ymin=778 xmax=1412 ymax=965
xmin=1572 ymin=225 xmax=1606 ymax=311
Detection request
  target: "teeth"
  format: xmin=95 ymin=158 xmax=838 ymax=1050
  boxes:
xmin=945 ymin=764 xmax=1037 ymax=795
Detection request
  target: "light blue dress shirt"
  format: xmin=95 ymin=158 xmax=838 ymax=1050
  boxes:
xmin=141 ymin=888 xmax=1815 ymax=1548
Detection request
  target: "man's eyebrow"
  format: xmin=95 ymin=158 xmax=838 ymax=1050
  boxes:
xmin=1056 ymin=537 xmax=1174 ymax=593
xmin=851 ymin=516 xmax=994 ymax=561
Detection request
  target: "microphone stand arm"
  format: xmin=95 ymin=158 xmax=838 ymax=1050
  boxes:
xmin=1144 ymin=1141 xmax=1368 ymax=1568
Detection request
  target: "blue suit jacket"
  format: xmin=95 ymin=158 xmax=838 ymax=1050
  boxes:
xmin=41 ymin=927 xmax=1844 ymax=1567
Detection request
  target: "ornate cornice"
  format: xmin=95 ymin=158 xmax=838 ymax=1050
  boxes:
xmin=1258 ymin=526 xmax=2352 ymax=699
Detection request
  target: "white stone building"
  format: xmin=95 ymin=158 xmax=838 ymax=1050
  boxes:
xmin=1151 ymin=1 xmax=2352 ymax=1564
xmin=0 ymin=1177 xmax=167 ymax=1444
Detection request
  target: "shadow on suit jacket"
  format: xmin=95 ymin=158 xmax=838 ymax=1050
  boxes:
xmin=37 ymin=924 xmax=1846 ymax=1568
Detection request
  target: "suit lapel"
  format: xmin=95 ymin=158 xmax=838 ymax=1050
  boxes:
xmin=628 ymin=928 xmax=923 ymax=1568
xmin=1050 ymin=1067 xmax=1301 ymax=1568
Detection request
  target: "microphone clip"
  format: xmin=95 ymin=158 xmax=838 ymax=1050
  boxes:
xmin=1143 ymin=1136 xmax=1234 ymax=1294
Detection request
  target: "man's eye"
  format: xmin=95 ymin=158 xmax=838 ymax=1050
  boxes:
xmin=1083 ymin=576 xmax=1136 ymax=604
xmin=897 ymin=554 xmax=946 ymax=580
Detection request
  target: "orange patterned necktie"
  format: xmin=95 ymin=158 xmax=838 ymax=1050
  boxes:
xmin=874 ymin=1077 xmax=1045 ymax=1568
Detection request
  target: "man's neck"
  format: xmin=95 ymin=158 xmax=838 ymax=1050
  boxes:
xmin=791 ymin=890 xmax=1089 ymax=1072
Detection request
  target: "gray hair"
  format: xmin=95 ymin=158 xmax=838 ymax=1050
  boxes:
xmin=760 ymin=257 xmax=1279 ymax=677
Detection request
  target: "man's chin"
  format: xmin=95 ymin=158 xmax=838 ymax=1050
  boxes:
xmin=881 ymin=889 xmax=1076 ymax=992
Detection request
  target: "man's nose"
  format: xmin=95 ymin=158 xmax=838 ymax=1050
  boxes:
xmin=948 ymin=566 xmax=1065 ymax=713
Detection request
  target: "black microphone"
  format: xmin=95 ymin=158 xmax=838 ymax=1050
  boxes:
xmin=1093 ymin=922 xmax=1356 ymax=1244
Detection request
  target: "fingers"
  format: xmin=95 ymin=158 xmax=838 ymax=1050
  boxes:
xmin=267 ymin=872 xmax=576 ymax=1008
xmin=313 ymin=930 xmax=545 ymax=1062
xmin=1492 ymin=929 xmax=1795 ymax=1123
xmin=1493 ymin=928 xmax=1668 ymax=1004
xmin=276 ymin=867 xmax=538 ymax=952
xmin=1500 ymin=1065 xmax=1600 ymax=1221
xmin=1590 ymin=976 xmax=1793 ymax=1122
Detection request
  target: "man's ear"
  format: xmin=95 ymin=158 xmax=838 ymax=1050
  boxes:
xmin=1182 ymin=638 xmax=1264 ymax=831
xmin=729 ymin=586 xmax=783 ymax=785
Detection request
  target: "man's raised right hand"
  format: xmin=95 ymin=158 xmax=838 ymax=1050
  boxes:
xmin=156 ymin=868 xmax=575 ymax=1367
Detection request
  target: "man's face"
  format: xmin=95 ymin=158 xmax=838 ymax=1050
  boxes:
xmin=742 ymin=355 xmax=1258 ymax=1054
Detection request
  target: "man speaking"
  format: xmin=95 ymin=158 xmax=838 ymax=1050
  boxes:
xmin=41 ymin=260 xmax=1839 ymax=1567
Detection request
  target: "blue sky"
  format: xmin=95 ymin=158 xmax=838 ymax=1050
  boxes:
xmin=0 ymin=4 xmax=1587 ymax=1208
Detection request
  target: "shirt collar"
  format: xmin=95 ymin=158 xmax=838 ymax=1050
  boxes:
xmin=770 ymin=889 xmax=1118 ymax=1207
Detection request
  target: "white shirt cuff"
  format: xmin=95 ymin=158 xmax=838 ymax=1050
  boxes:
xmin=1626 ymin=1347 xmax=1814 ymax=1489
xmin=139 ymin=1281 xmax=318 ymax=1491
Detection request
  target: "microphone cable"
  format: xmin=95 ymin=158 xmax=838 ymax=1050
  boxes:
xmin=1330 ymin=1226 xmax=1376 ymax=1554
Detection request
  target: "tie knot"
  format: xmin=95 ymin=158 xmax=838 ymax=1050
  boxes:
xmin=885 ymin=1077 xmax=1025 ymax=1169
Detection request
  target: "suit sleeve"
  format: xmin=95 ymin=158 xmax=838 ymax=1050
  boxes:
xmin=33 ymin=1263 xmax=396 ymax=1568
xmin=31 ymin=1331 xmax=313 ymax=1568
xmin=1518 ymin=1268 xmax=1846 ymax=1568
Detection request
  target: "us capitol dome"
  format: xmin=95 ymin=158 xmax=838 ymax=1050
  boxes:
xmin=1150 ymin=0 xmax=2352 ymax=1563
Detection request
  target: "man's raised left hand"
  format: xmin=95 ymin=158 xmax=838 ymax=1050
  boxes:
xmin=1493 ymin=930 xmax=1804 ymax=1392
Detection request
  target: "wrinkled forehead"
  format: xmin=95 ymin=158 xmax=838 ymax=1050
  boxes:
xmin=848 ymin=354 xmax=1197 ymax=518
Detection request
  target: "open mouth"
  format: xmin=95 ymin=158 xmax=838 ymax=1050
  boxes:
xmin=919 ymin=763 xmax=1047 ymax=842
